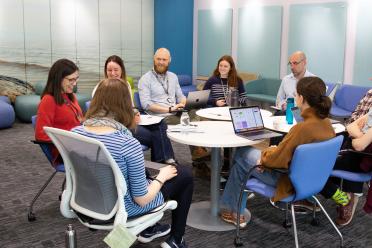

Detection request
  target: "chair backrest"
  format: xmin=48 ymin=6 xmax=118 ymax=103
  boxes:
xmin=289 ymin=135 xmax=344 ymax=201
xmin=177 ymin=74 xmax=192 ymax=86
xmin=334 ymin=84 xmax=370 ymax=112
xmin=44 ymin=127 xmax=127 ymax=221
xmin=244 ymin=78 xmax=281 ymax=96
xmin=31 ymin=115 xmax=54 ymax=163
xmin=133 ymin=91 xmax=143 ymax=111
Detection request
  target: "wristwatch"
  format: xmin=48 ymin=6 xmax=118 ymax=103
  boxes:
xmin=169 ymin=106 xmax=172 ymax=113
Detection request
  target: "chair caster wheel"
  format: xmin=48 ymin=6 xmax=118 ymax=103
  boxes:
xmin=282 ymin=220 xmax=292 ymax=228
xmin=311 ymin=218 xmax=320 ymax=226
xmin=234 ymin=237 xmax=243 ymax=247
xmin=28 ymin=212 xmax=36 ymax=222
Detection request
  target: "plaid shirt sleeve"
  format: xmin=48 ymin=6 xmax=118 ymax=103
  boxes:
xmin=347 ymin=89 xmax=372 ymax=124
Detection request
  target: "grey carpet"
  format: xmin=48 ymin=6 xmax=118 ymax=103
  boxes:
xmin=0 ymin=122 xmax=371 ymax=248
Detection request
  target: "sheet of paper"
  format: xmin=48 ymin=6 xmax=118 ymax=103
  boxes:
xmin=167 ymin=125 xmax=204 ymax=133
xmin=139 ymin=115 xmax=164 ymax=126
xmin=103 ymin=224 xmax=137 ymax=248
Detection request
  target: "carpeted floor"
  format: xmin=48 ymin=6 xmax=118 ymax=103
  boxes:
xmin=0 ymin=121 xmax=371 ymax=248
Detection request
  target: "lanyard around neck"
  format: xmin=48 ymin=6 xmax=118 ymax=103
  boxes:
xmin=152 ymin=70 xmax=169 ymax=95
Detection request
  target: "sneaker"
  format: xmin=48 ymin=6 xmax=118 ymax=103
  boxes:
xmin=160 ymin=236 xmax=188 ymax=248
xmin=137 ymin=223 xmax=171 ymax=243
xmin=293 ymin=200 xmax=321 ymax=212
xmin=220 ymin=210 xmax=247 ymax=228
xmin=336 ymin=193 xmax=359 ymax=226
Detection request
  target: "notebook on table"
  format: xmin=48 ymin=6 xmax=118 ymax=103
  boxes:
xmin=229 ymin=106 xmax=282 ymax=140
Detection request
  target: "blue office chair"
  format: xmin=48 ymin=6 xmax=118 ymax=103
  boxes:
xmin=28 ymin=115 xmax=65 ymax=221
xmin=234 ymin=136 xmax=344 ymax=248
xmin=331 ymin=149 xmax=372 ymax=193
xmin=85 ymin=100 xmax=91 ymax=111
xmin=133 ymin=91 xmax=144 ymax=112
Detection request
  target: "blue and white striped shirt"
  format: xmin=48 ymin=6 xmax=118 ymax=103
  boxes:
xmin=72 ymin=126 xmax=164 ymax=217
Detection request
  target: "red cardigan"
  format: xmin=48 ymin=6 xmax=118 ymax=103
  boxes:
xmin=35 ymin=93 xmax=82 ymax=165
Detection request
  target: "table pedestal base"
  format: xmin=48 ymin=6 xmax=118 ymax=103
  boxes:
xmin=186 ymin=201 xmax=251 ymax=231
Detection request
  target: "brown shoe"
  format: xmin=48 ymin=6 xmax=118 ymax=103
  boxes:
xmin=191 ymin=147 xmax=211 ymax=162
xmin=220 ymin=210 xmax=247 ymax=228
xmin=336 ymin=193 xmax=359 ymax=226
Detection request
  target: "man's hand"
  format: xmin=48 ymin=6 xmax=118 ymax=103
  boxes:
xmin=281 ymin=102 xmax=287 ymax=111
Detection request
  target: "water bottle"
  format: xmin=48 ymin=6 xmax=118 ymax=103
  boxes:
xmin=180 ymin=111 xmax=190 ymax=126
xmin=286 ymin=97 xmax=294 ymax=124
xmin=65 ymin=224 xmax=77 ymax=248
xmin=227 ymin=87 xmax=239 ymax=107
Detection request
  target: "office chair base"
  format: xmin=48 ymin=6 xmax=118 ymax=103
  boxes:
xmin=311 ymin=218 xmax=320 ymax=226
xmin=282 ymin=220 xmax=292 ymax=228
xmin=234 ymin=237 xmax=243 ymax=247
xmin=28 ymin=212 xmax=36 ymax=222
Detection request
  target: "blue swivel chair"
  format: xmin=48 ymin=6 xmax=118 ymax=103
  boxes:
xmin=85 ymin=100 xmax=91 ymax=111
xmin=331 ymin=85 xmax=370 ymax=119
xmin=134 ymin=91 xmax=144 ymax=112
xmin=331 ymin=149 xmax=372 ymax=194
xmin=28 ymin=115 xmax=65 ymax=221
xmin=234 ymin=136 xmax=344 ymax=248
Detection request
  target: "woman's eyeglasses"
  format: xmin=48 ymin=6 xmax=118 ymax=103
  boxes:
xmin=65 ymin=76 xmax=80 ymax=83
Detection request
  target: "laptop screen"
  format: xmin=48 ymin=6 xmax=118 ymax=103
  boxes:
xmin=230 ymin=106 xmax=264 ymax=133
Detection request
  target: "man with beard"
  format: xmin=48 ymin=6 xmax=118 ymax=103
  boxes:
xmin=139 ymin=47 xmax=210 ymax=162
xmin=276 ymin=51 xmax=315 ymax=111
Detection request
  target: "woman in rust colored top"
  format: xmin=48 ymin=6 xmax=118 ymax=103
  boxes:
xmin=220 ymin=77 xmax=335 ymax=228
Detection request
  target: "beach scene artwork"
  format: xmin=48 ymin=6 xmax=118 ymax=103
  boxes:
xmin=0 ymin=0 xmax=154 ymax=103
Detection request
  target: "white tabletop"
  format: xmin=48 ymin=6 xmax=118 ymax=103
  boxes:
xmin=264 ymin=116 xmax=346 ymax=134
xmin=167 ymin=121 xmax=261 ymax=147
xmin=196 ymin=106 xmax=272 ymax=121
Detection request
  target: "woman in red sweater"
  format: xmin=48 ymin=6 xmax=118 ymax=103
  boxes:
xmin=35 ymin=59 xmax=83 ymax=165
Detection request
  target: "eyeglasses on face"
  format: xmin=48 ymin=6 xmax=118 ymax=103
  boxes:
xmin=65 ymin=76 xmax=79 ymax=83
xmin=288 ymin=60 xmax=303 ymax=66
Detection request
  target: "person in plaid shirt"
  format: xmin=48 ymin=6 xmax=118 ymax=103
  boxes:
xmin=346 ymin=89 xmax=372 ymax=125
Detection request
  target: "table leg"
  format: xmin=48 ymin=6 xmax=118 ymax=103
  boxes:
xmin=210 ymin=147 xmax=221 ymax=216
xmin=186 ymin=147 xmax=251 ymax=231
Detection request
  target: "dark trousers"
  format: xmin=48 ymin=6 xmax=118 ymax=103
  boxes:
xmin=320 ymin=153 xmax=364 ymax=198
xmin=134 ymin=120 xmax=174 ymax=162
xmin=161 ymin=165 xmax=193 ymax=241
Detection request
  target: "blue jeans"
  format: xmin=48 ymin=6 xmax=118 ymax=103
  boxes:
xmin=134 ymin=120 xmax=174 ymax=162
xmin=221 ymin=146 xmax=282 ymax=214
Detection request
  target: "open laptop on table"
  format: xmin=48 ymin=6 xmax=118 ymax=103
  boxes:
xmin=229 ymin=106 xmax=282 ymax=140
xmin=172 ymin=90 xmax=210 ymax=112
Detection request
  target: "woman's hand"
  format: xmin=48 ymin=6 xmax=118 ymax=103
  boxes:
xmin=134 ymin=112 xmax=141 ymax=124
xmin=216 ymin=99 xmax=226 ymax=107
xmin=157 ymin=165 xmax=178 ymax=183
xmin=255 ymin=159 xmax=265 ymax=173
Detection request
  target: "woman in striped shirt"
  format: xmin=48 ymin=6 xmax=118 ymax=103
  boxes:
xmin=73 ymin=78 xmax=193 ymax=248
xmin=203 ymin=55 xmax=247 ymax=107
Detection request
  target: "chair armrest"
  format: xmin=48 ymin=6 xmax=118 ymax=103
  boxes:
xmin=31 ymin=140 xmax=53 ymax=145
xmin=339 ymin=149 xmax=372 ymax=158
xmin=272 ymin=168 xmax=289 ymax=174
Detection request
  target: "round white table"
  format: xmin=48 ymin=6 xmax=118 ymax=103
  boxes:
xmin=196 ymin=106 xmax=272 ymax=121
xmin=167 ymin=121 xmax=262 ymax=231
xmin=263 ymin=116 xmax=346 ymax=134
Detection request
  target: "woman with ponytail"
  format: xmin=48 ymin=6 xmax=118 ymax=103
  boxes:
xmin=220 ymin=76 xmax=335 ymax=227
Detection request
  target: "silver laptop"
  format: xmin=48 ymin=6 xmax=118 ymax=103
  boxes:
xmin=184 ymin=90 xmax=210 ymax=110
xmin=229 ymin=106 xmax=282 ymax=140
